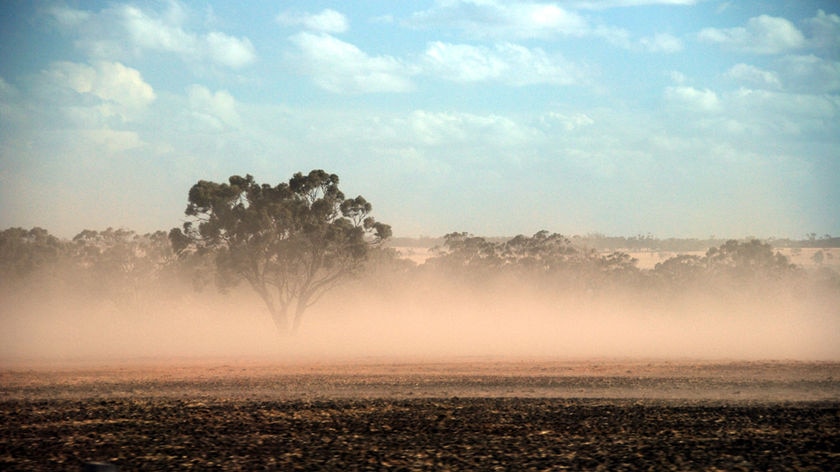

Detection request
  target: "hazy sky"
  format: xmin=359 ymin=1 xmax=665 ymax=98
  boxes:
xmin=1 ymin=1 xmax=838 ymax=239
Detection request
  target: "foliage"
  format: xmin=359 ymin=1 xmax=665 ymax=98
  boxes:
xmin=651 ymin=239 xmax=798 ymax=292
xmin=69 ymin=228 xmax=175 ymax=307
xmin=169 ymin=170 xmax=391 ymax=332
xmin=427 ymin=230 xmax=640 ymax=293
xmin=0 ymin=227 xmax=64 ymax=280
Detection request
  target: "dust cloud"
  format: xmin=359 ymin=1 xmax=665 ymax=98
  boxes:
xmin=2 ymin=266 xmax=838 ymax=366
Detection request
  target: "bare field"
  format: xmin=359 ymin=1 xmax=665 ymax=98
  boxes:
xmin=2 ymin=359 xmax=839 ymax=470
xmin=3 ymin=359 xmax=840 ymax=402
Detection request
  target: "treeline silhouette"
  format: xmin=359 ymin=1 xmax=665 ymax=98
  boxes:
xmin=2 ymin=226 xmax=838 ymax=319
xmin=391 ymin=233 xmax=840 ymax=251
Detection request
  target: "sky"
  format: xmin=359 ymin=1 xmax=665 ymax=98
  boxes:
xmin=0 ymin=0 xmax=838 ymax=240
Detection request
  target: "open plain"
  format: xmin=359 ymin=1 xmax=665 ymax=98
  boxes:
xmin=1 ymin=359 xmax=839 ymax=470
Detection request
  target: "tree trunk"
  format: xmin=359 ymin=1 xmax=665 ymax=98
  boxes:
xmin=291 ymin=301 xmax=305 ymax=334
xmin=291 ymin=291 xmax=311 ymax=334
xmin=269 ymin=303 xmax=290 ymax=334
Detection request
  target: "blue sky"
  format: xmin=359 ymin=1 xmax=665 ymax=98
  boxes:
xmin=0 ymin=0 xmax=838 ymax=239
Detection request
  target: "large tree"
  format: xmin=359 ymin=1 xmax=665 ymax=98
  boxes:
xmin=169 ymin=170 xmax=391 ymax=333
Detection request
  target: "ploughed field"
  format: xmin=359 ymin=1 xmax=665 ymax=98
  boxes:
xmin=2 ymin=360 xmax=839 ymax=470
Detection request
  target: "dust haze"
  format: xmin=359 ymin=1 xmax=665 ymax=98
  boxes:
xmin=2 ymin=248 xmax=838 ymax=365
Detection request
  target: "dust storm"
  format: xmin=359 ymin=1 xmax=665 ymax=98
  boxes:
xmin=1 ymin=233 xmax=838 ymax=365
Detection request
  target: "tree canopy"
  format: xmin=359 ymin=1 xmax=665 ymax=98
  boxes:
xmin=169 ymin=170 xmax=391 ymax=333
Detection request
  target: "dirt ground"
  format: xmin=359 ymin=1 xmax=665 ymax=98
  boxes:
xmin=2 ymin=359 xmax=839 ymax=470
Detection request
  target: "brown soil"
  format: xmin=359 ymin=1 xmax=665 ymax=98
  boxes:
xmin=2 ymin=359 xmax=839 ymax=470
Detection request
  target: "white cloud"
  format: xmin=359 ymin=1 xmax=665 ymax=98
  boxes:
xmin=46 ymin=5 xmax=91 ymax=27
xmin=664 ymin=86 xmax=721 ymax=112
xmin=288 ymin=32 xmax=415 ymax=93
xmin=410 ymin=0 xmax=682 ymax=53
xmin=725 ymin=64 xmax=781 ymax=89
xmin=204 ymin=32 xmax=256 ymax=69
xmin=47 ymin=2 xmax=256 ymax=69
xmin=422 ymin=42 xmax=579 ymax=85
xmin=423 ymin=42 xmax=508 ymax=82
xmin=776 ymin=55 xmax=840 ymax=93
xmin=407 ymin=110 xmax=535 ymax=147
xmin=663 ymin=81 xmax=838 ymax=138
xmin=277 ymin=9 xmax=349 ymax=33
xmin=806 ymin=10 xmax=840 ymax=50
xmin=724 ymin=88 xmax=839 ymax=136
xmin=698 ymin=15 xmax=805 ymax=54
xmin=410 ymin=0 xmax=589 ymax=39
xmin=122 ymin=5 xmax=196 ymax=55
xmin=75 ymin=128 xmax=145 ymax=154
xmin=40 ymin=61 xmax=156 ymax=121
xmin=568 ymin=0 xmax=697 ymax=8
xmin=730 ymin=88 xmax=838 ymax=120
xmin=639 ymin=33 xmax=683 ymax=53
xmin=187 ymin=85 xmax=241 ymax=129
xmin=540 ymin=112 xmax=595 ymax=131
xmin=121 ymin=5 xmax=255 ymax=68
xmin=667 ymin=70 xmax=688 ymax=84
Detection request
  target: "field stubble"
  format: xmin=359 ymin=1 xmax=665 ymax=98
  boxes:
xmin=1 ymin=359 xmax=839 ymax=470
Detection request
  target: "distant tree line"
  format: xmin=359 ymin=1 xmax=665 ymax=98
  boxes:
xmin=3 ymin=227 xmax=836 ymax=310
xmin=416 ymin=232 xmax=834 ymax=297
xmin=390 ymin=233 xmax=840 ymax=252
xmin=1 ymin=171 xmax=837 ymax=339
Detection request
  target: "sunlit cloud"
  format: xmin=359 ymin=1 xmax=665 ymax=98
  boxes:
xmin=277 ymin=9 xmax=349 ymax=33
xmin=805 ymin=9 xmax=840 ymax=50
xmin=47 ymin=2 xmax=256 ymax=69
xmin=409 ymin=0 xmax=589 ymax=39
xmin=568 ymin=0 xmax=698 ymax=9
xmin=187 ymin=85 xmax=241 ymax=130
xmin=776 ymin=55 xmax=840 ymax=93
xmin=422 ymin=42 xmax=581 ymax=85
xmin=664 ymin=86 xmax=721 ymax=112
xmin=37 ymin=61 xmax=156 ymax=123
xmin=288 ymin=32 xmax=416 ymax=93
xmin=698 ymin=15 xmax=805 ymax=54
xmin=639 ymin=33 xmax=683 ymax=53
xmin=725 ymin=64 xmax=782 ymax=89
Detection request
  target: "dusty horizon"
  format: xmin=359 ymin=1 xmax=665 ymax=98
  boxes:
xmin=3 ymin=266 xmax=838 ymax=366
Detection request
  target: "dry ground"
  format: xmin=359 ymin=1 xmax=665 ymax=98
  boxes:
xmin=1 ymin=359 xmax=839 ymax=470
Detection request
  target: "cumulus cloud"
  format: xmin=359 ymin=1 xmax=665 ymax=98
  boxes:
xmin=47 ymin=2 xmax=256 ymax=69
xmin=639 ymin=33 xmax=683 ymax=53
xmin=203 ymin=32 xmax=256 ymax=69
xmin=664 ymin=86 xmax=721 ymax=112
xmin=724 ymin=88 xmax=839 ymax=136
xmin=75 ymin=128 xmax=146 ymax=154
xmin=540 ymin=112 xmax=595 ymax=131
xmin=277 ymin=9 xmax=349 ymax=33
xmin=187 ymin=85 xmax=241 ymax=129
xmin=698 ymin=15 xmax=805 ymax=54
xmin=288 ymin=32 xmax=415 ymax=93
xmin=407 ymin=110 xmax=535 ymax=147
xmin=568 ymin=0 xmax=698 ymax=8
xmin=422 ymin=42 xmax=580 ymax=85
xmin=409 ymin=0 xmax=682 ymax=53
xmin=731 ymin=88 xmax=839 ymax=120
xmin=410 ymin=0 xmax=589 ymax=39
xmin=725 ymin=64 xmax=781 ymax=89
xmin=776 ymin=55 xmax=840 ymax=93
xmin=46 ymin=5 xmax=91 ymax=27
xmin=663 ymin=80 xmax=838 ymax=138
xmin=40 ymin=61 xmax=156 ymax=122
xmin=806 ymin=9 xmax=840 ymax=51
